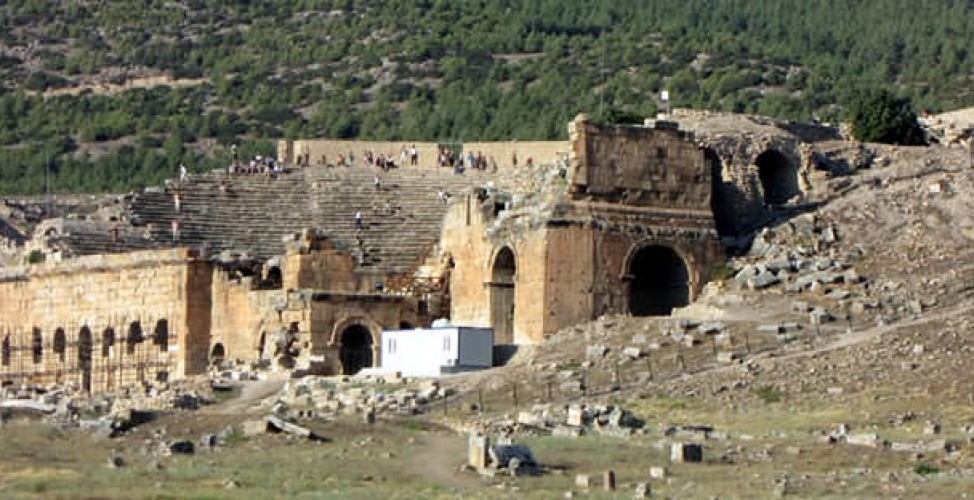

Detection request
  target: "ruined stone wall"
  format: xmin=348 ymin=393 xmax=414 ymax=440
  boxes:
xmin=279 ymin=139 xmax=567 ymax=169
xmin=542 ymin=224 xmax=596 ymax=334
xmin=283 ymin=243 xmax=361 ymax=292
xmin=700 ymin=134 xmax=814 ymax=236
xmin=439 ymin=196 xmax=553 ymax=344
xmin=208 ymin=271 xmax=286 ymax=364
xmin=0 ymin=249 xmax=211 ymax=391
xmin=568 ymin=115 xmax=712 ymax=212
xmin=279 ymin=294 xmax=415 ymax=374
xmin=439 ymin=196 xmax=494 ymax=330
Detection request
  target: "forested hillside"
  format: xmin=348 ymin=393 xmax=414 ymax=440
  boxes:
xmin=1 ymin=0 xmax=972 ymax=194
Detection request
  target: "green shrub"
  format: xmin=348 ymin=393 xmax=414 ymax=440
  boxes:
xmin=753 ymin=385 xmax=783 ymax=403
xmin=709 ymin=261 xmax=737 ymax=282
xmin=26 ymin=250 xmax=45 ymax=264
xmin=914 ymin=463 xmax=939 ymax=476
xmin=846 ymin=88 xmax=925 ymax=145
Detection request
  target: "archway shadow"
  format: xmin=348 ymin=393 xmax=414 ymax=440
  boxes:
xmin=492 ymin=344 xmax=519 ymax=366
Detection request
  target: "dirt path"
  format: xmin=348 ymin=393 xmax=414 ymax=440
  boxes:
xmin=206 ymin=378 xmax=286 ymax=416
xmin=407 ymin=431 xmax=483 ymax=489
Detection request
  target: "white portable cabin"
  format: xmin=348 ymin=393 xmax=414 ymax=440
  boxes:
xmin=381 ymin=327 xmax=493 ymax=378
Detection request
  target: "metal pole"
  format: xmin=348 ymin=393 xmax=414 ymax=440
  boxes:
xmin=45 ymin=153 xmax=50 ymax=215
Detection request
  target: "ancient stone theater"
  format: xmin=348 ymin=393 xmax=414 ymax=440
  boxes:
xmin=0 ymin=111 xmax=813 ymax=393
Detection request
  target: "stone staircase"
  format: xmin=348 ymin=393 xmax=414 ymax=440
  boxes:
xmin=104 ymin=165 xmax=500 ymax=275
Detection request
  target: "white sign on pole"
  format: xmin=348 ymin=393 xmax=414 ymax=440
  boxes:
xmin=660 ymin=90 xmax=670 ymax=102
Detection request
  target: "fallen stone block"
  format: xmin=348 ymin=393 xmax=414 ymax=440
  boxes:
xmin=649 ymin=466 xmax=667 ymax=479
xmin=265 ymin=415 xmax=326 ymax=441
xmin=791 ymin=301 xmax=810 ymax=313
xmin=717 ymin=352 xmax=742 ymax=364
xmin=586 ymin=345 xmax=608 ymax=358
xmin=552 ymin=425 xmax=583 ymax=437
xmin=845 ymin=433 xmax=884 ymax=448
xmin=0 ymin=399 xmax=56 ymax=414
xmin=489 ymin=443 xmax=536 ymax=469
xmin=622 ymin=346 xmax=642 ymax=359
xmin=671 ymin=443 xmax=703 ymax=463
xmin=634 ymin=482 xmax=651 ymax=497
xmin=747 ymin=271 xmax=780 ymax=290
xmin=697 ymin=322 xmax=725 ymax=334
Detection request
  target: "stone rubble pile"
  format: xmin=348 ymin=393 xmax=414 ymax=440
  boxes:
xmin=726 ymin=212 xmax=923 ymax=325
xmin=269 ymin=373 xmax=455 ymax=421
xmin=452 ymin=402 xmax=647 ymax=439
xmin=0 ymin=377 xmax=215 ymax=434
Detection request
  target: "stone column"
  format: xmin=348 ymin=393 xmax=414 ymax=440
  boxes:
xmin=468 ymin=432 xmax=489 ymax=469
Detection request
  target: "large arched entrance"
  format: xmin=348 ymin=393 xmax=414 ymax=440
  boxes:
xmin=490 ymin=247 xmax=516 ymax=344
xmin=78 ymin=327 xmax=93 ymax=393
xmin=755 ymin=150 xmax=800 ymax=205
xmin=339 ymin=325 xmax=373 ymax=375
xmin=628 ymin=245 xmax=690 ymax=316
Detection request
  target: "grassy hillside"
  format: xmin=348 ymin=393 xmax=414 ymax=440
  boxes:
xmin=0 ymin=0 xmax=972 ymax=194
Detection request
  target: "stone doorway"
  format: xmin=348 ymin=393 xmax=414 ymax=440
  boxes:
xmin=490 ymin=247 xmax=516 ymax=344
xmin=339 ymin=325 xmax=373 ymax=375
xmin=628 ymin=245 xmax=690 ymax=316
xmin=78 ymin=327 xmax=93 ymax=393
xmin=756 ymin=150 xmax=800 ymax=205
xmin=211 ymin=343 xmax=226 ymax=366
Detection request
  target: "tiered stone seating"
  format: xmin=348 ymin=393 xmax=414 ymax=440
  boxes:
xmin=113 ymin=165 xmax=498 ymax=274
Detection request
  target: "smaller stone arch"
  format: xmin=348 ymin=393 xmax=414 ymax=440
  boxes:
xmin=153 ymin=319 xmax=169 ymax=352
xmin=31 ymin=327 xmax=42 ymax=364
xmin=330 ymin=317 xmax=380 ymax=376
xmin=1 ymin=334 xmax=10 ymax=367
xmin=53 ymin=328 xmax=67 ymax=363
xmin=102 ymin=327 xmax=116 ymax=358
xmin=211 ymin=343 xmax=226 ymax=366
xmin=755 ymin=149 xmax=801 ymax=205
xmin=398 ymin=321 xmax=415 ymax=330
xmin=265 ymin=266 xmax=283 ymax=289
xmin=490 ymin=246 xmax=517 ymax=344
xmin=78 ymin=327 xmax=93 ymax=393
xmin=127 ymin=322 xmax=143 ymax=355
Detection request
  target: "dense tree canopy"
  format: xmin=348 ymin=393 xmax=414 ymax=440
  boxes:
xmin=0 ymin=1 xmax=972 ymax=193
xmin=846 ymin=89 xmax=926 ymax=145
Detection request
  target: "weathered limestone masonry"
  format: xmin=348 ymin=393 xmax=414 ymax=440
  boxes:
xmin=274 ymin=231 xmax=423 ymax=376
xmin=668 ymin=109 xmax=818 ymax=236
xmin=442 ymin=115 xmax=722 ymax=344
xmin=0 ymin=248 xmax=211 ymax=393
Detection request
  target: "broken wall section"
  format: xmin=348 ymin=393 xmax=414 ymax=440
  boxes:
xmin=567 ymin=114 xmax=712 ymax=213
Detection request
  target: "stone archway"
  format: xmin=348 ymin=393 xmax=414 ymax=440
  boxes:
xmin=78 ymin=327 xmax=93 ymax=393
xmin=53 ymin=328 xmax=67 ymax=363
xmin=211 ymin=343 xmax=226 ymax=366
xmin=490 ymin=246 xmax=516 ymax=344
xmin=127 ymin=322 xmax=143 ymax=355
xmin=627 ymin=245 xmax=690 ymax=316
xmin=31 ymin=327 xmax=43 ymax=364
xmin=1 ymin=334 xmax=10 ymax=367
xmin=339 ymin=324 xmax=374 ymax=375
xmin=154 ymin=319 xmax=169 ymax=352
xmin=265 ymin=266 xmax=283 ymax=289
xmin=755 ymin=150 xmax=800 ymax=205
